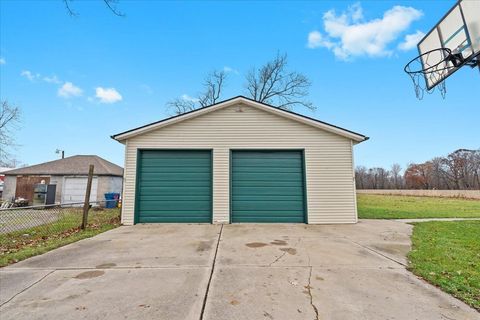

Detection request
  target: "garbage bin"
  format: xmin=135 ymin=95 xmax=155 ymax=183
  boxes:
xmin=104 ymin=192 xmax=120 ymax=208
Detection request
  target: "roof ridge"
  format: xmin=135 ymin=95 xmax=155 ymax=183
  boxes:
xmin=93 ymin=155 xmax=114 ymax=174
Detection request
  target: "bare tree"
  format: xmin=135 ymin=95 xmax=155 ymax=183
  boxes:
xmin=390 ymin=163 xmax=402 ymax=189
xmin=0 ymin=101 xmax=21 ymax=166
xmin=63 ymin=0 xmax=124 ymax=16
xmin=245 ymin=53 xmax=313 ymax=111
xmin=355 ymin=166 xmax=367 ymax=189
xmin=167 ymin=70 xmax=228 ymax=115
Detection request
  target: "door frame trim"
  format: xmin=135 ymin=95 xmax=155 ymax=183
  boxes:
xmin=229 ymin=149 xmax=308 ymax=224
xmin=134 ymin=148 xmax=214 ymax=224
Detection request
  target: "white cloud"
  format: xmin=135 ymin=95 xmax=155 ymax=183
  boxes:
xmin=21 ymin=70 xmax=40 ymax=81
xmin=181 ymin=94 xmax=199 ymax=103
xmin=0 ymin=57 xmax=5 ymax=65
xmin=307 ymin=31 xmax=334 ymax=49
xmin=223 ymin=66 xmax=239 ymax=74
xmin=43 ymin=75 xmax=61 ymax=84
xmin=95 ymin=87 xmax=122 ymax=104
xmin=307 ymin=3 xmax=423 ymax=60
xmin=398 ymin=30 xmax=425 ymax=51
xmin=58 ymin=82 xmax=83 ymax=98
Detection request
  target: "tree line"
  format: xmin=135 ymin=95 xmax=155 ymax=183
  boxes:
xmin=355 ymin=148 xmax=480 ymax=190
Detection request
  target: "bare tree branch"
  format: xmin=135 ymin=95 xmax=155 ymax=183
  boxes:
xmin=198 ymin=70 xmax=227 ymax=108
xmin=0 ymin=101 xmax=21 ymax=165
xmin=63 ymin=0 xmax=125 ymax=17
xmin=167 ymin=70 xmax=228 ymax=115
xmin=167 ymin=98 xmax=197 ymax=115
xmin=102 ymin=0 xmax=125 ymax=17
xmin=245 ymin=53 xmax=314 ymax=111
xmin=63 ymin=0 xmax=77 ymax=16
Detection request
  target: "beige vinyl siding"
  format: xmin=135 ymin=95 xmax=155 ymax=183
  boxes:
xmin=121 ymin=103 xmax=357 ymax=225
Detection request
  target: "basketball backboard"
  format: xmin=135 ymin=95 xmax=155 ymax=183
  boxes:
xmin=404 ymin=0 xmax=480 ymax=99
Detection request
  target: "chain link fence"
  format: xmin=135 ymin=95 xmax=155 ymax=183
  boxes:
xmin=0 ymin=200 xmax=120 ymax=235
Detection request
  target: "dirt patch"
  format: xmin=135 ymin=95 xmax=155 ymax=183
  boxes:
xmin=230 ymin=299 xmax=240 ymax=305
xmin=96 ymin=263 xmax=116 ymax=269
xmin=270 ymin=240 xmax=287 ymax=246
xmin=279 ymin=247 xmax=297 ymax=255
xmin=197 ymin=241 xmax=213 ymax=252
xmin=74 ymin=270 xmax=105 ymax=279
xmin=315 ymin=276 xmax=324 ymax=281
xmin=246 ymin=242 xmax=268 ymax=248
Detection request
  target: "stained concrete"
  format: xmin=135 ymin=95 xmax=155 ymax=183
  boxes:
xmin=1 ymin=221 xmax=478 ymax=320
xmin=0 ymin=268 xmax=209 ymax=320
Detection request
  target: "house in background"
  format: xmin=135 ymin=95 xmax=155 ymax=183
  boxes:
xmin=112 ymin=96 xmax=368 ymax=225
xmin=1 ymin=155 xmax=123 ymax=205
xmin=0 ymin=167 xmax=14 ymax=198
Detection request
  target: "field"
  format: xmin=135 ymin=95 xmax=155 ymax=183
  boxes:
xmin=0 ymin=208 xmax=121 ymax=267
xmin=409 ymin=221 xmax=480 ymax=310
xmin=357 ymin=194 xmax=480 ymax=219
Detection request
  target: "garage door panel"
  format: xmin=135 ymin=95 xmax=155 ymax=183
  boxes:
xmin=232 ymin=158 xmax=302 ymax=167
xmin=232 ymin=214 xmax=304 ymax=223
xmin=233 ymin=180 xmax=303 ymax=187
xmin=139 ymin=195 xmax=211 ymax=201
xmin=232 ymin=172 xmax=302 ymax=181
xmin=140 ymin=166 xmax=211 ymax=174
xmin=136 ymin=150 xmax=212 ymax=223
xmin=232 ymin=195 xmax=304 ymax=201
xmin=232 ymin=151 xmax=302 ymax=159
xmin=139 ymin=181 xmax=211 ymax=187
xmin=233 ymin=166 xmax=302 ymax=173
xmin=232 ymin=186 xmax=303 ymax=196
xmin=231 ymin=150 xmax=305 ymax=223
xmin=232 ymin=200 xmax=304 ymax=211
xmin=140 ymin=172 xmax=211 ymax=181
xmin=141 ymin=158 xmax=211 ymax=166
xmin=138 ymin=186 xmax=211 ymax=195
xmin=138 ymin=200 xmax=211 ymax=211
xmin=233 ymin=211 xmax=304 ymax=217
xmin=141 ymin=150 xmax=210 ymax=159
xmin=138 ymin=216 xmax=210 ymax=223
xmin=62 ymin=177 xmax=98 ymax=204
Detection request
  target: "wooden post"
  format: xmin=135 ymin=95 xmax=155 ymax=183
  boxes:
xmin=81 ymin=165 xmax=94 ymax=229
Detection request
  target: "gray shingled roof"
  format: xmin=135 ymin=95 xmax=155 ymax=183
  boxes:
xmin=3 ymin=155 xmax=123 ymax=176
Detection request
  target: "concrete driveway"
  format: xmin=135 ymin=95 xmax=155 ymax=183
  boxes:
xmin=0 ymin=220 xmax=478 ymax=320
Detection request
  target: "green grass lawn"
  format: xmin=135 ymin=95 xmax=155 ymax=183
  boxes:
xmin=408 ymin=221 xmax=480 ymax=310
xmin=357 ymin=194 xmax=480 ymax=219
xmin=0 ymin=208 xmax=121 ymax=267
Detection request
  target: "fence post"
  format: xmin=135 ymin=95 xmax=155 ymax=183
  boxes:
xmin=81 ymin=165 xmax=94 ymax=229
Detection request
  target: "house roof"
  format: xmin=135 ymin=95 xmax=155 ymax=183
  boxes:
xmin=3 ymin=155 xmax=123 ymax=176
xmin=111 ymin=96 xmax=369 ymax=143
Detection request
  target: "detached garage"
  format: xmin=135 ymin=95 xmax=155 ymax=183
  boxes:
xmin=112 ymin=96 xmax=368 ymax=225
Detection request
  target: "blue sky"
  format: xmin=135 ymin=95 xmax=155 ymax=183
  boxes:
xmin=1 ymin=0 xmax=478 ymax=170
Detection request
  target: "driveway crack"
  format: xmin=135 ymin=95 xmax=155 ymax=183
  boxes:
xmin=199 ymin=224 xmax=223 ymax=320
xmin=306 ymin=266 xmax=319 ymax=320
xmin=268 ymin=251 xmax=287 ymax=266
xmin=0 ymin=270 xmax=55 ymax=307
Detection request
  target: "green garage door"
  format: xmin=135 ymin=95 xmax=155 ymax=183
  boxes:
xmin=136 ymin=150 xmax=212 ymax=223
xmin=231 ymin=150 xmax=306 ymax=223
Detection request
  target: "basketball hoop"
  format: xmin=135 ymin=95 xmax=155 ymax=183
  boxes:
xmin=404 ymin=48 xmax=453 ymax=99
xmin=403 ymin=0 xmax=480 ymax=100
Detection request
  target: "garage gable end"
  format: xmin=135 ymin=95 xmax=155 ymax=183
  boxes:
xmin=112 ymin=96 xmax=368 ymax=143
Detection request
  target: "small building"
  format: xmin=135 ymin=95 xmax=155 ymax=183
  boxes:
xmin=112 ymin=96 xmax=368 ymax=225
xmin=2 ymin=155 xmax=123 ymax=205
